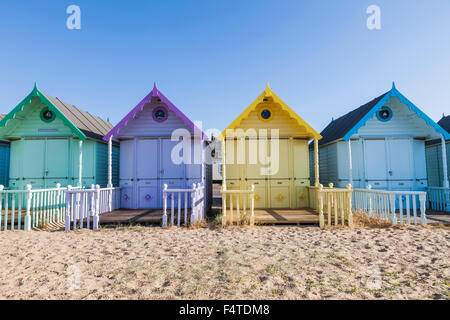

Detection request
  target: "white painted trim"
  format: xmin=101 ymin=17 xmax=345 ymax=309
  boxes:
xmin=347 ymin=140 xmax=353 ymax=187
xmin=78 ymin=140 xmax=83 ymax=188
xmin=442 ymin=134 xmax=449 ymax=188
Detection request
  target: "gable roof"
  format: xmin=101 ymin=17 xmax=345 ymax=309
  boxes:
xmin=317 ymin=92 xmax=389 ymax=146
xmin=218 ymin=83 xmax=321 ymax=140
xmin=0 ymin=84 xmax=113 ymax=141
xmin=316 ymin=83 xmax=450 ymax=147
xmin=438 ymin=115 xmax=450 ymax=134
xmin=104 ymin=83 xmax=205 ymax=141
xmin=426 ymin=115 xmax=450 ymax=146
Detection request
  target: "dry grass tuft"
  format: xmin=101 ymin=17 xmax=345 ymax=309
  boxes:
xmin=352 ymin=211 xmax=394 ymax=229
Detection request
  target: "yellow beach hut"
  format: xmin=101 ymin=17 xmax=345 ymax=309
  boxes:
xmin=219 ymin=84 xmax=333 ymax=225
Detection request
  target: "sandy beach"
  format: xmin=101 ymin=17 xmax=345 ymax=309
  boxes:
xmin=0 ymin=223 xmax=449 ymax=300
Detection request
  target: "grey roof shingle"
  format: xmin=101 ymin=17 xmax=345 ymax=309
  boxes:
xmin=315 ymin=92 xmax=389 ymax=147
xmin=42 ymin=92 xmax=112 ymax=141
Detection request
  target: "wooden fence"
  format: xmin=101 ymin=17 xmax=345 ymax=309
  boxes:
xmin=65 ymin=185 xmax=121 ymax=231
xmin=162 ymin=183 xmax=206 ymax=227
xmin=427 ymin=187 xmax=450 ymax=212
xmin=308 ymin=184 xmax=353 ymax=228
xmin=221 ymin=185 xmax=255 ymax=226
xmin=0 ymin=184 xmax=82 ymax=231
xmin=353 ymin=186 xmax=427 ymax=225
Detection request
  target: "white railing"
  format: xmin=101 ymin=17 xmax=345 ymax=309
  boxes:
xmin=221 ymin=186 xmax=255 ymax=226
xmin=427 ymin=187 xmax=450 ymax=212
xmin=162 ymin=183 xmax=206 ymax=227
xmin=0 ymin=184 xmax=82 ymax=231
xmin=353 ymin=186 xmax=427 ymax=225
xmin=308 ymin=184 xmax=353 ymax=228
xmin=65 ymin=185 xmax=121 ymax=231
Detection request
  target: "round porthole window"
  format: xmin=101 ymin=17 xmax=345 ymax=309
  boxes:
xmin=376 ymin=106 xmax=393 ymax=122
xmin=152 ymin=106 xmax=168 ymax=123
xmin=40 ymin=107 xmax=56 ymax=123
xmin=258 ymin=106 xmax=274 ymax=122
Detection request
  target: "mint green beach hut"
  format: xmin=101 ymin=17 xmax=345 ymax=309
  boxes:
xmin=0 ymin=84 xmax=119 ymax=190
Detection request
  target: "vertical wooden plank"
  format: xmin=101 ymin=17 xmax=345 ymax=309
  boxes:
xmin=230 ymin=193 xmax=234 ymax=225
xmin=250 ymin=185 xmax=255 ymax=226
xmin=319 ymin=185 xmax=324 ymax=228
xmin=11 ymin=193 xmax=15 ymax=230
xmin=412 ymin=195 xmax=418 ymax=225
xmin=171 ymin=192 xmax=174 ymax=226
xmin=390 ymin=194 xmax=397 ymax=225
xmin=399 ymin=194 xmax=404 ymax=224
xmin=184 ymin=191 xmax=188 ymax=226
xmin=65 ymin=188 xmax=72 ymax=231
xmin=162 ymin=184 xmax=168 ymax=227
xmin=419 ymin=194 xmax=427 ymax=225
xmin=405 ymin=194 xmax=411 ymax=225
xmin=4 ymin=193 xmax=9 ymax=231
xmin=236 ymin=193 xmax=240 ymax=225
xmin=346 ymin=184 xmax=353 ymax=228
xmin=222 ymin=189 xmax=227 ymax=226
xmin=177 ymin=192 xmax=181 ymax=227
xmin=0 ymin=187 xmax=3 ymax=231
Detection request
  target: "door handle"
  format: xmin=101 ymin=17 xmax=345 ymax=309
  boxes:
xmin=389 ymin=171 xmax=393 ymax=176
xmin=45 ymin=171 xmax=49 ymax=176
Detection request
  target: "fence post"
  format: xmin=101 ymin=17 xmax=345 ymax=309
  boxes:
xmin=24 ymin=184 xmax=32 ymax=231
xmin=191 ymin=183 xmax=197 ymax=225
xmin=94 ymin=185 xmax=100 ymax=230
xmin=390 ymin=193 xmax=397 ymax=225
xmin=419 ymin=193 xmax=427 ymax=225
xmin=65 ymin=185 xmax=72 ymax=231
xmin=55 ymin=183 xmax=61 ymax=223
xmin=319 ymin=184 xmax=324 ymax=228
xmin=162 ymin=184 xmax=168 ymax=228
xmin=346 ymin=184 xmax=353 ymax=228
xmin=367 ymin=185 xmax=373 ymax=216
xmin=0 ymin=185 xmax=3 ymax=228
xmin=222 ymin=185 xmax=227 ymax=226
xmin=250 ymin=185 xmax=255 ymax=226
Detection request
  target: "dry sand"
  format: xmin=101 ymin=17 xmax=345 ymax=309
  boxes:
xmin=0 ymin=224 xmax=449 ymax=300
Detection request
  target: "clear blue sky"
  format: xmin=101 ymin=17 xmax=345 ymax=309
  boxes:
xmin=0 ymin=0 xmax=449 ymax=135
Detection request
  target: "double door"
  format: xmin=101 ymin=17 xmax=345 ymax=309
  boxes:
xmin=10 ymin=138 xmax=71 ymax=189
xmin=225 ymin=138 xmax=309 ymax=209
xmin=364 ymin=138 xmax=414 ymax=191
xmin=120 ymin=138 xmax=202 ymax=209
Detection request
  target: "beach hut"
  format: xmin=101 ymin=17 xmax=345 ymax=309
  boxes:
xmin=103 ymin=84 xmax=212 ymax=210
xmin=219 ymin=84 xmax=322 ymax=210
xmin=0 ymin=84 xmax=119 ymax=190
xmin=425 ymin=115 xmax=450 ymax=187
xmin=312 ymin=83 xmax=450 ymax=191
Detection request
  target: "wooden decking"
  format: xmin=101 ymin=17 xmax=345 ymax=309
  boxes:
xmin=99 ymin=209 xmax=191 ymax=225
xmin=98 ymin=208 xmax=320 ymax=226
xmin=253 ymin=209 xmax=320 ymax=224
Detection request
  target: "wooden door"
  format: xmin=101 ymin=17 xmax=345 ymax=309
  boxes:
xmin=387 ymin=138 xmax=413 ymax=191
xmin=136 ymin=139 xmax=159 ymax=209
xmin=364 ymin=139 xmax=388 ymax=190
xmin=224 ymin=139 xmax=241 ymax=189
xmin=23 ymin=139 xmax=45 ymax=189
xmin=268 ymin=139 xmax=290 ymax=208
xmin=246 ymin=138 xmax=266 ymax=208
xmin=45 ymin=139 xmax=69 ymax=188
xmin=120 ymin=139 xmax=135 ymax=209
xmin=293 ymin=139 xmax=309 ymax=208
